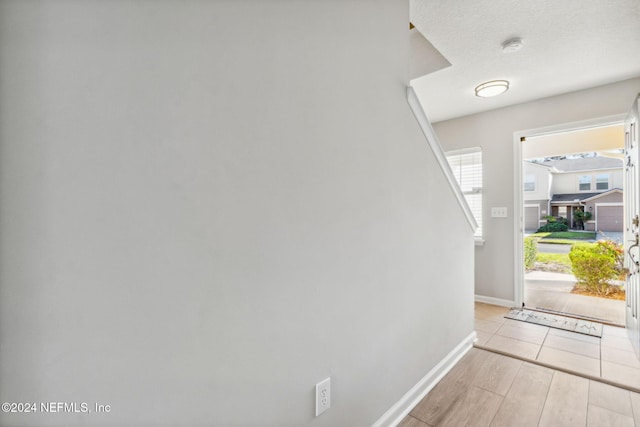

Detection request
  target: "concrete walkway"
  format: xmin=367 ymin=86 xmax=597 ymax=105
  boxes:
xmin=525 ymin=271 xmax=625 ymax=326
xmin=537 ymin=242 xmax=572 ymax=253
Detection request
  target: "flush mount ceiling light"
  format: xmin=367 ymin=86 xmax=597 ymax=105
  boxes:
xmin=474 ymin=80 xmax=510 ymax=97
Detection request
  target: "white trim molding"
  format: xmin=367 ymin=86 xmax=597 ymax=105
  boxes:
xmin=513 ymin=114 xmax=626 ymax=311
xmin=513 ymin=134 xmax=524 ymax=307
xmin=407 ymin=86 xmax=478 ymax=233
xmin=474 ymin=295 xmax=516 ymax=308
xmin=372 ymin=331 xmax=477 ymax=427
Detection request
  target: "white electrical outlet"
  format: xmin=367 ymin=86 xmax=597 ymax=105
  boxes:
xmin=315 ymin=377 xmax=331 ymax=416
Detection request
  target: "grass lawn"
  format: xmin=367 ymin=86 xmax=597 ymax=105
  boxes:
xmin=531 ymin=231 xmax=596 ymax=243
xmin=543 ymin=231 xmax=596 ymax=240
xmin=536 ymin=252 xmax=572 ymax=268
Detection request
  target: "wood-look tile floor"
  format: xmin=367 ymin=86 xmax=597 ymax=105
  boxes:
xmin=474 ymin=302 xmax=640 ymax=391
xmin=400 ymin=347 xmax=640 ymax=427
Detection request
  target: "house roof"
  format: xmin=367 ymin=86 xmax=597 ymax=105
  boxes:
xmin=536 ymin=156 xmax=623 ymax=172
xmin=524 ymin=161 xmax=553 ymax=171
xmin=551 ymin=188 xmax=623 ymax=203
xmin=581 ymin=188 xmax=623 ymax=202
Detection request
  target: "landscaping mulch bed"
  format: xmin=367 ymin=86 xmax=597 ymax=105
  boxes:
xmin=571 ymin=285 xmax=625 ymax=300
xmin=531 ymin=262 xmax=571 ymax=274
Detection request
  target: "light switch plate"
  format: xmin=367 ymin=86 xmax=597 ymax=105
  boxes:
xmin=491 ymin=207 xmax=508 ymax=218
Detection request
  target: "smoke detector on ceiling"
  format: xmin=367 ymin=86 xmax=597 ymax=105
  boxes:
xmin=502 ymin=37 xmax=523 ymax=53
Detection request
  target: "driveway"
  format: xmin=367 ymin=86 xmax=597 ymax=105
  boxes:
xmin=597 ymin=231 xmax=623 ymax=244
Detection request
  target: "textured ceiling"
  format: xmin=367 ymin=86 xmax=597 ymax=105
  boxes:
xmin=410 ymin=0 xmax=640 ymax=123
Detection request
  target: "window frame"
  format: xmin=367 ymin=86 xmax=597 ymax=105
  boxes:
xmin=524 ymin=174 xmax=536 ymax=192
xmin=595 ymin=173 xmax=610 ymax=190
xmin=578 ymin=175 xmax=592 ymax=191
xmin=445 ymin=147 xmax=483 ymax=240
xmin=558 ymin=206 xmax=567 ymax=218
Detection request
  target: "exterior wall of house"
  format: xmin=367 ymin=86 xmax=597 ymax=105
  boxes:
xmin=0 ymin=2 xmax=476 ymax=426
xmin=584 ymin=192 xmax=624 ymax=232
xmin=522 ymin=161 xmax=551 ymax=231
xmin=584 ymin=192 xmax=624 ymax=212
xmin=524 ymin=200 xmax=549 ymax=231
xmin=523 ymin=162 xmax=552 ymax=203
xmin=432 ymin=77 xmax=640 ymax=303
xmin=552 ymin=168 xmax=623 ymax=193
xmin=528 ymin=200 xmax=549 ymax=215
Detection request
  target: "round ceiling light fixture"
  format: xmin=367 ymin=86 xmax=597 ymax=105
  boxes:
xmin=502 ymin=37 xmax=523 ymax=53
xmin=474 ymin=80 xmax=510 ymax=97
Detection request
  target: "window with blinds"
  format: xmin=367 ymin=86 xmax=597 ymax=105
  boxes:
xmin=596 ymin=173 xmax=609 ymax=190
xmin=524 ymin=174 xmax=536 ymax=192
xmin=579 ymin=175 xmax=591 ymax=191
xmin=446 ymin=148 xmax=483 ymax=239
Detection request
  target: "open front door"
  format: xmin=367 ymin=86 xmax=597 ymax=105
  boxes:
xmin=625 ymin=94 xmax=640 ymax=357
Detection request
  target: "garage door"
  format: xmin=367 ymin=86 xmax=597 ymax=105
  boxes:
xmin=524 ymin=206 xmax=540 ymax=232
xmin=596 ymin=205 xmax=623 ymax=232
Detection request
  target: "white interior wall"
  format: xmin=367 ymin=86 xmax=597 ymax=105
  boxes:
xmin=0 ymin=1 xmax=475 ymax=426
xmin=432 ymin=77 xmax=640 ymax=302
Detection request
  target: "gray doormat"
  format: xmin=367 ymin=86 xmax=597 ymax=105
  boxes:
xmin=505 ymin=308 xmax=603 ymax=337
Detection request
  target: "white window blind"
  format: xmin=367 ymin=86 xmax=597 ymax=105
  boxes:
xmin=596 ymin=173 xmax=609 ymax=190
xmin=446 ymin=148 xmax=483 ymax=238
xmin=579 ymin=175 xmax=591 ymax=191
xmin=524 ymin=174 xmax=535 ymax=192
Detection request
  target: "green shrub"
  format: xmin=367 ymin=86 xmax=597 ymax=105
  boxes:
xmin=537 ymin=222 xmax=568 ymax=232
xmin=597 ymin=239 xmax=625 ymax=276
xmin=569 ymin=240 xmax=624 ymax=295
xmin=574 ymin=209 xmax=592 ymax=222
xmin=537 ymin=216 xmax=568 ymax=232
xmin=524 ymin=237 xmax=537 ymax=270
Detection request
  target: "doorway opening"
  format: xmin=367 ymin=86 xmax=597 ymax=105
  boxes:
xmin=514 ymin=118 xmax=627 ymax=325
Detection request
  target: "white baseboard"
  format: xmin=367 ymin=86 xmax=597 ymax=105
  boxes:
xmin=371 ymin=331 xmax=477 ymax=427
xmin=474 ymin=295 xmax=516 ymax=308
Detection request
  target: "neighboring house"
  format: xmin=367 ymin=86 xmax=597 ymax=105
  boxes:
xmin=523 ymin=162 xmax=553 ymax=231
xmin=524 ymin=156 xmax=624 ymax=232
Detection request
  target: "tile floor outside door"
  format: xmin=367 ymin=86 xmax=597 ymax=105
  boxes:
xmin=474 ymin=302 xmax=640 ymax=391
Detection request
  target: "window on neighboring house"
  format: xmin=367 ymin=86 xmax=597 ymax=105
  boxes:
xmin=579 ymin=175 xmax=591 ymax=191
xmin=524 ymin=174 xmax=535 ymax=192
xmin=596 ymin=173 xmax=609 ymax=190
xmin=446 ymin=148 xmax=483 ymax=239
